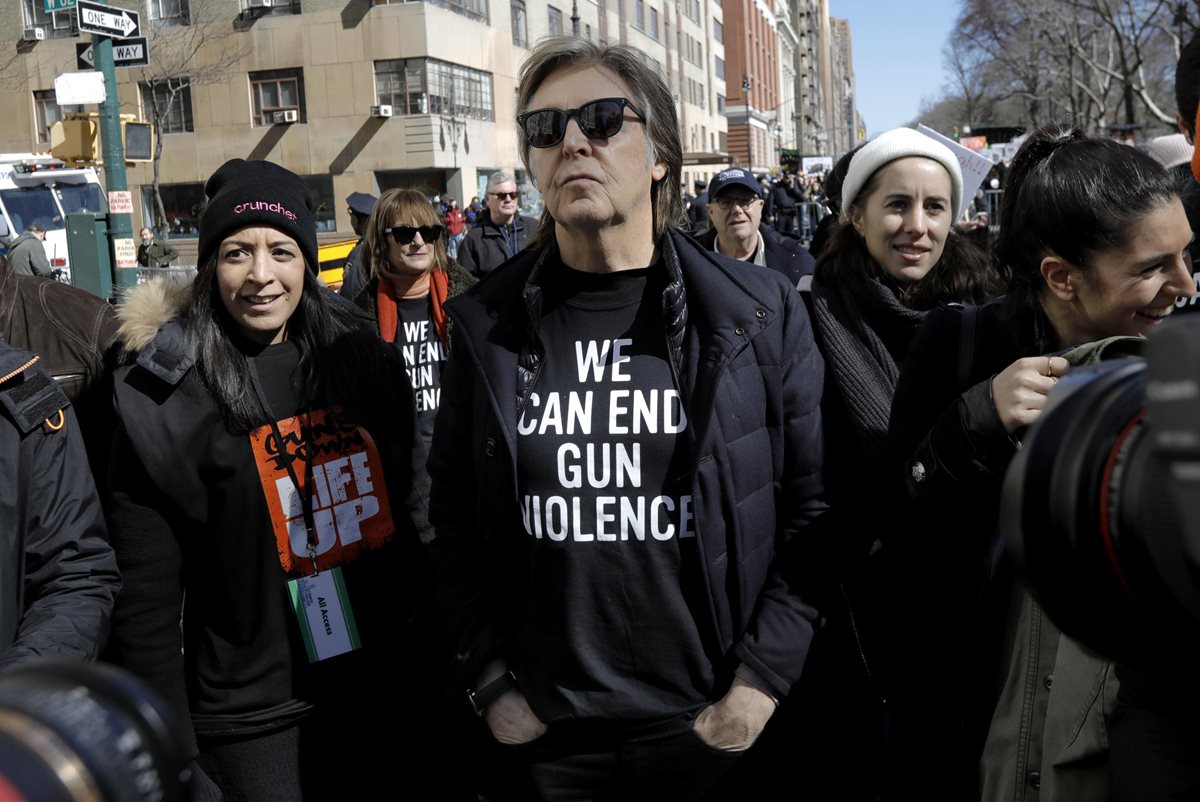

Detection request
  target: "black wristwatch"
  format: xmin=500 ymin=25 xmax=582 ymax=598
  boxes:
xmin=467 ymin=670 xmax=518 ymax=717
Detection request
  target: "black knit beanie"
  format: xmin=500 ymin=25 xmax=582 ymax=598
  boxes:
xmin=198 ymin=159 xmax=318 ymax=272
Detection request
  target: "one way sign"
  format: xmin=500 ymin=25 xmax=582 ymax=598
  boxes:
xmin=77 ymin=37 xmax=150 ymax=69
xmin=76 ymin=0 xmax=140 ymax=39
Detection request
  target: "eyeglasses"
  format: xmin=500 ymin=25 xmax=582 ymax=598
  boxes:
xmin=517 ymin=98 xmax=645 ymax=149
xmin=488 ymin=192 xmax=520 ymax=201
xmin=385 ymin=225 xmax=443 ymax=245
xmin=712 ymin=196 xmax=763 ymax=211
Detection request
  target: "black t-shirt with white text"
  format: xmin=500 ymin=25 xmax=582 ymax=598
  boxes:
xmin=515 ymin=260 xmax=713 ymax=727
xmin=394 ymin=297 xmax=446 ymax=448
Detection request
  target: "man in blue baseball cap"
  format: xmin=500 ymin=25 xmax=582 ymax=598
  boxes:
xmin=698 ymin=167 xmax=814 ymax=289
xmin=338 ymin=191 xmax=378 ymax=298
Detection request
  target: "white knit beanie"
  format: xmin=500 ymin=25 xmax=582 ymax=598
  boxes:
xmin=1147 ymin=133 xmax=1194 ymax=169
xmin=841 ymin=127 xmax=964 ymax=221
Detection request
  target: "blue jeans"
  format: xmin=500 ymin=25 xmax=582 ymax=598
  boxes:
xmin=448 ymin=232 xmax=465 ymax=260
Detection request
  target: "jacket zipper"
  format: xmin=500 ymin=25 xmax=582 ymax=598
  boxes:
xmin=841 ymin=582 xmax=887 ymax=704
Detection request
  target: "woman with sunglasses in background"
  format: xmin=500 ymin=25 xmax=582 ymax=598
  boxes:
xmin=104 ymin=161 xmax=458 ymax=799
xmin=352 ymin=188 xmax=476 ymax=466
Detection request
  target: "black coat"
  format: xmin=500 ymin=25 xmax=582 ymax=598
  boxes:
xmin=457 ymin=213 xmax=540 ymax=278
xmin=885 ymin=299 xmax=1043 ymax=794
xmin=426 ymin=229 xmax=829 ymax=702
xmin=0 ymin=342 xmax=119 ymax=670
xmin=696 ymin=223 xmax=815 ymax=288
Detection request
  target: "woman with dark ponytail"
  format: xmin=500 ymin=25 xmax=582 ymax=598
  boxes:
xmin=887 ymin=125 xmax=1194 ymax=800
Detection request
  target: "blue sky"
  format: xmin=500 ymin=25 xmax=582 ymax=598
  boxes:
xmin=827 ymin=0 xmax=962 ymax=135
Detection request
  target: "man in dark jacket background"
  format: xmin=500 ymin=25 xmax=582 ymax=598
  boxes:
xmin=456 ymin=172 xmax=539 ymax=278
xmin=427 ymin=36 xmax=828 ymax=801
xmin=766 ymin=173 xmax=805 ymax=237
xmin=136 ymin=227 xmax=180 ymax=268
xmin=338 ymin=191 xmax=378 ymax=298
xmin=699 ymin=167 xmax=815 ymax=289
xmin=685 ymin=179 xmax=708 ymax=233
xmin=7 ymin=224 xmax=50 ymax=277
xmin=0 ymin=340 xmax=120 ymax=671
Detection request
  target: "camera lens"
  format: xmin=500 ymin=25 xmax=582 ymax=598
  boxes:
xmin=1003 ymin=354 xmax=1200 ymax=666
xmin=0 ymin=660 xmax=190 ymax=802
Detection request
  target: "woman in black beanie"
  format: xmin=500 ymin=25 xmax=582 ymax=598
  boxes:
xmin=104 ymin=159 xmax=443 ymax=800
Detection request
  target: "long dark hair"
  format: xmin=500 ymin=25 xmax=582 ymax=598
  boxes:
xmin=995 ymin=125 xmax=1182 ymax=318
xmin=185 ymin=254 xmax=381 ymax=431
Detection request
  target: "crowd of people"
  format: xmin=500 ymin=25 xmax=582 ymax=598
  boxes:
xmin=3 ymin=31 xmax=1200 ymax=802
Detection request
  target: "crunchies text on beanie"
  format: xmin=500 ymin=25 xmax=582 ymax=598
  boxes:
xmin=197 ymin=159 xmax=320 ymax=273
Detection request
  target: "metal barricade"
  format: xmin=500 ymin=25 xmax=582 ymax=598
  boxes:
xmin=136 ymin=266 xmax=197 ymax=285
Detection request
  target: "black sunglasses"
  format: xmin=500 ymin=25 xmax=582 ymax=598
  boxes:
xmin=489 ymin=191 xmax=519 ymax=201
xmin=517 ymin=98 xmax=645 ymax=149
xmin=385 ymin=225 xmax=443 ymax=245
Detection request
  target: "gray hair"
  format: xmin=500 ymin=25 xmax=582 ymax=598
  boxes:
xmin=486 ymin=172 xmax=516 ymax=193
xmin=516 ymin=36 xmax=685 ymax=248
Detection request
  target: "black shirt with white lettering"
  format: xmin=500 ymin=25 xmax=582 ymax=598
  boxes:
xmin=514 ymin=260 xmax=713 ymax=727
xmin=394 ymin=297 xmax=446 ymax=448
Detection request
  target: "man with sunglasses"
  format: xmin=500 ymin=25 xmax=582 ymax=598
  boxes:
xmin=457 ymin=172 xmax=540 ymax=278
xmin=427 ymin=37 xmax=828 ymax=801
xmin=697 ymin=167 xmax=815 ymax=290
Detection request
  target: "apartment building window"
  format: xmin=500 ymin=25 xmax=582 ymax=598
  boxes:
xmin=250 ymin=69 xmax=305 ymax=126
xmin=23 ymin=0 xmax=78 ymax=37
xmin=140 ymin=82 xmax=194 ymax=134
xmin=375 ymin=59 xmax=494 ymax=120
xmin=649 ymin=7 xmax=658 ymax=38
xmin=239 ymin=0 xmax=299 ymax=15
xmin=32 ymin=90 xmax=81 ymax=144
xmin=634 ymin=0 xmax=644 ymax=30
xmin=713 ymin=19 xmax=722 ymax=43
xmin=548 ymin=5 xmax=563 ymax=35
xmin=511 ymin=0 xmax=527 ymax=45
xmin=716 ymin=93 xmax=725 ymax=114
xmin=697 ymin=81 xmax=705 ymax=110
xmin=382 ymin=0 xmax=488 ymax=23
xmin=715 ymin=56 xmax=724 ymax=80
xmin=150 ymin=0 xmax=189 ymax=22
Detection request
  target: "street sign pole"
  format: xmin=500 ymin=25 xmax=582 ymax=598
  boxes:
xmin=94 ymin=34 xmax=136 ymax=291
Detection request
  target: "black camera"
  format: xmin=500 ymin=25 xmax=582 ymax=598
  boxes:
xmin=1000 ymin=317 xmax=1200 ymax=667
xmin=0 ymin=660 xmax=191 ymax=802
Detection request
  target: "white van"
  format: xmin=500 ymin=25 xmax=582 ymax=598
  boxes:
xmin=0 ymin=153 xmax=107 ymax=279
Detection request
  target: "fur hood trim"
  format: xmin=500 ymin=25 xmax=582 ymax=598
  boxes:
xmin=116 ymin=276 xmax=193 ymax=353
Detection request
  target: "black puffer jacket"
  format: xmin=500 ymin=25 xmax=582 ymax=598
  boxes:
xmin=426 ymin=229 xmax=829 ymax=701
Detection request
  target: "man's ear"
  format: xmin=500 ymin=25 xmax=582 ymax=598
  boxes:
xmin=1040 ymin=254 xmax=1077 ymax=302
xmin=1176 ymin=112 xmax=1195 ymax=145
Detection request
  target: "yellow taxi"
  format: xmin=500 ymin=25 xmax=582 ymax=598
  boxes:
xmin=317 ymin=238 xmax=358 ymax=291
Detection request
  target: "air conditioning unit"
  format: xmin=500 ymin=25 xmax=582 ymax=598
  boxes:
xmin=370 ymin=104 xmax=393 ymax=119
xmin=22 ymin=27 xmax=46 ymax=42
xmin=273 ymin=109 xmax=299 ymax=124
xmin=244 ymin=0 xmax=274 ymax=8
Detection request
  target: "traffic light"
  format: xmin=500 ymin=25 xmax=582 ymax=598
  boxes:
xmin=49 ymin=114 xmax=153 ymax=163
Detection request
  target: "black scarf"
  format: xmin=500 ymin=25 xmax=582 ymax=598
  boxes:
xmin=811 ymin=265 xmax=926 ymax=457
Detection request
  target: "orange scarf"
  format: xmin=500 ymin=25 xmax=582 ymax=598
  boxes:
xmin=376 ymin=269 xmax=450 ymax=345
